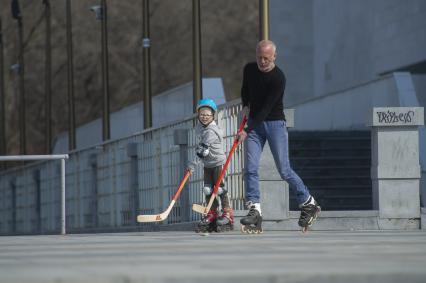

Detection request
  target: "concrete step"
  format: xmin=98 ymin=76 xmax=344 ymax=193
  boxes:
xmin=299 ymin=176 xmax=371 ymax=187
xmin=287 ymin=131 xmax=372 ymax=211
xmin=289 ymin=195 xmax=372 ymax=211
xmin=234 ymin=209 xmax=420 ymax=230
xmin=290 ymin=148 xmax=370 ymax=157
xmin=295 ymin=165 xmax=371 ymax=176
xmin=291 ymin=156 xmax=370 ymax=167
xmin=289 ymin=130 xmax=371 ymax=139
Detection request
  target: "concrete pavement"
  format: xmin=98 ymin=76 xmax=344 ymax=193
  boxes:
xmin=1 ymin=230 xmax=425 ymax=283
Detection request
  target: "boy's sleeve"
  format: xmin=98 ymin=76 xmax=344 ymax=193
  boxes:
xmin=201 ymin=129 xmax=220 ymax=147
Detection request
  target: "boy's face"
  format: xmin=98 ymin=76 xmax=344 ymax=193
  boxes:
xmin=198 ymin=107 xmax=214 ymax=126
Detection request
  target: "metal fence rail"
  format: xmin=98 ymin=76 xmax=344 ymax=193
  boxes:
xmin=0 ymin=102 xmax=244 ymax=235
xmin=0 ymin=155 xmax=68 ymax=234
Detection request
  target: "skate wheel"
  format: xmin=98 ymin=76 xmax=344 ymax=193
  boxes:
xmin=240 ymin=225 xmax=247 ymax=234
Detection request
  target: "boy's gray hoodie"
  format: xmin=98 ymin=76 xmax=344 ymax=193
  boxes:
xmin=196 ymin=121 xmax=226 ymax=168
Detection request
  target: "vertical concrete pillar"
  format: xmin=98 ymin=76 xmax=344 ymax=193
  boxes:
xmin=127 ymin=143 xmax=139 ymax=225
xmin=174 ymin=129 xmax=190 ymax=222
xmin=369 ymin=107 xmax=424 ymax=229
xmin=258 ymin=109 xmax=294 ymax=220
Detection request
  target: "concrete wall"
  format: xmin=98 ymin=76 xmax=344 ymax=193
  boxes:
xmin=270 ymin=0 xmax=313 ymax=106
xmin=313 ymin=0 xmax=426 ymax=97
xmin=270 ymin=0 xmax=426 ymax=105
xmin=291 ymin=74 xmax=398 ymax=131
xmin=313 ymin=0 xmax=373 ymax=97
xmin=412 ymin=75 xmax=426 ymax=110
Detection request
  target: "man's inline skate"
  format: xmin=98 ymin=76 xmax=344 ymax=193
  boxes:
xmin=240 ymin=203 xmax=263 ymax=234
xmin=298 ymin=196 xmax=321 ymax=233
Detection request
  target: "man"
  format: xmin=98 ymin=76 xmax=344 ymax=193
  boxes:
xmin=237 ymin=40 xmax=320 ymax=233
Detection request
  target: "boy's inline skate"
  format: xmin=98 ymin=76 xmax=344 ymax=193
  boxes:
xmin=240 ymin=203 xmax=263 ymax=234
xmin=196 ymin=208 xmax=218 ymax=233
xmin=215 ymin=207 xmax=234 ymax=232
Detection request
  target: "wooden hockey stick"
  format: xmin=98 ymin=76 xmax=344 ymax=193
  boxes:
xmin=137 ymin=169 xmax=192 ymax=222
xmin=192 ymin=116 xmax=247 ymax=215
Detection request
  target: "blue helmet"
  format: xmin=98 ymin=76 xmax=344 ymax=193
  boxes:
xmin=197 ymin=98 xmax=217 ymax=113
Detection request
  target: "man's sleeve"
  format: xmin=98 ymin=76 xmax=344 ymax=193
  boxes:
xmin=245 ymin=75 xmax=285 ymax=133
xmin=241 ymin=64 xmax=249 ymax=107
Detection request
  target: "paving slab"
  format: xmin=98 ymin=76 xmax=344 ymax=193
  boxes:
xmin=0 ymin=230 xmax=426 ymax=283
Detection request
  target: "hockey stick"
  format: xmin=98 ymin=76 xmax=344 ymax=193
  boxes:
xmin=137 ymin=169 xmax=192 ymax=222
xmin=192 ymin=116 xmax=248 ymax=215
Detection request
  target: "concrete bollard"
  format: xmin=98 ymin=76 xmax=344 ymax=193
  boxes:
xmin=369 ymin=107 xmax=424 ymax=229
xmin=174 ymin=129 xmax=190 ymax=222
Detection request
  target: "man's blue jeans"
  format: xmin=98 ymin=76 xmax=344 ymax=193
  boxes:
xmin=244 ymin=119 xmax=311 ymax=206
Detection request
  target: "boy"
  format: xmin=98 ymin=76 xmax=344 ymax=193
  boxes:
xmin=189 ymin=98 xmax=234 ymax=232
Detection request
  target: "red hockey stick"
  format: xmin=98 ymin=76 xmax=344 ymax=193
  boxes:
xmin=192 ymin=116 xmax=247 ymax=215
xmin=137 ymin=169 xmax=192 ymax=222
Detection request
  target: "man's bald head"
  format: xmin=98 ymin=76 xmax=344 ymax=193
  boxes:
xmin=256 ymin=40 xmax=276 ymax=54
xmin=256 ymin=40 xmax=277 ymax=72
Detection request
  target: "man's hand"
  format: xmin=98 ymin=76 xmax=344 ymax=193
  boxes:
xmin=237 ymin=129 xmax=247 ymax=144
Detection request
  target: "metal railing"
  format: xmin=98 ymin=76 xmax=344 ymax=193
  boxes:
xmin=0 ymin=155 xmax=68 ymax=234
xmin=0 ymin=101 xmax=244 ymax=235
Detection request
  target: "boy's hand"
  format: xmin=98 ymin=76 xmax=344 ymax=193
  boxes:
xmin=187 ymin=160 xmax=198 ymax=173
xmin=196 ymin=143 xmax=210 ymax=158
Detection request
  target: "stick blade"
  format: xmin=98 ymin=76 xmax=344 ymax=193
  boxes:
xmin=192 ymin=203 xmax=208 ymax=214
xmin=137 ymin=214 xmax=164 ymax=223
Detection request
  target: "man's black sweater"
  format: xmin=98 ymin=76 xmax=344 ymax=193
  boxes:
xmin=241 ymin=62 xmax=286 ymax=133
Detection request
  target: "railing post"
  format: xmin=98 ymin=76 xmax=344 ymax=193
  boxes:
xmin=60 ymin=158 xmax=66 ymax=235
xmin=10 ymin=178 xmax=16 ymax=234
xmin=33 ymin=169 xmax=42 ymax=234
xmin=88 ymin=154 xmax=98 ymax=227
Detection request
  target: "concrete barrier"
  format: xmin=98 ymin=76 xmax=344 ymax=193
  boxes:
xmin=369 ymin=107 xmax=424 ymax=229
